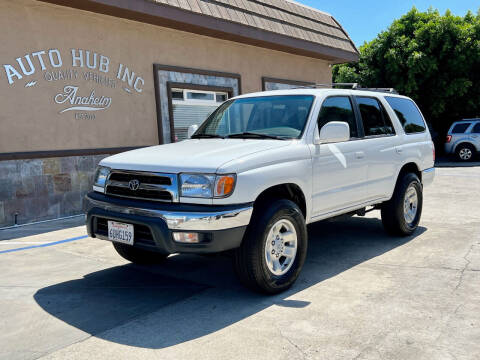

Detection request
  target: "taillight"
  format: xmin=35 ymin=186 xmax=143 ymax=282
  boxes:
xmin=446 ymin=135 xmax=452 ymax=143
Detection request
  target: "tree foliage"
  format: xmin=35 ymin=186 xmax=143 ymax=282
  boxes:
xmin=333 ymin=7 xmax=480 ymax=137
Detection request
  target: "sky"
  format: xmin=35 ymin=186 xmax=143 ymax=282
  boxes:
xmin=298 ymin=0 xmax=480 ymax=47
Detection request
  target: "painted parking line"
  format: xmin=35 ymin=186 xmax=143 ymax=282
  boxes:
xmin=0 ymin=242 xmax=71 ymax=245
xmin=0 ymin=235 xmax=88 ymax=254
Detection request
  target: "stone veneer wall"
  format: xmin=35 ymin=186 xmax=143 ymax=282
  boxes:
xmin=264 ymin=81 xmax=306 ymax=91
xmin=0 ymin=154 xmax=108 ymax=227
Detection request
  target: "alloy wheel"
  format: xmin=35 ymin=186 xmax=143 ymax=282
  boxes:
xmin=264 ymin=219 xmax=298 ymax=276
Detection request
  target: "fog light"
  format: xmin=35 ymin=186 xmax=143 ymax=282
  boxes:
xmin=173 ymin=232 xmax=200 ymax=243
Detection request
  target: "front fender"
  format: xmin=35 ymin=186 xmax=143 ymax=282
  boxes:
xmin=213 ymin=157 xmax=313 ymax=221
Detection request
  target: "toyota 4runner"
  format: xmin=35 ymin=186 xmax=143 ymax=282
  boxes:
xmin=84 ymin=88 xmax=435 ymax=294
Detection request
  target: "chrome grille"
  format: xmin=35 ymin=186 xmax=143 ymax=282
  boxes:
xmin=105 ymin=171 xmax=178 ymax=202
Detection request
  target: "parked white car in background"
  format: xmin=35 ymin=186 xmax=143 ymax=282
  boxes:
xmin=84 ymin=87 xmax=435 ymax=293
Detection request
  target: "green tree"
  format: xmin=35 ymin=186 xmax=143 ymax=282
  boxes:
xmin=333 ymin=7 xmax=480 ymax=142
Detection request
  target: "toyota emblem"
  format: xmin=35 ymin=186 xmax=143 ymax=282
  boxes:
xmin=128 ymin=179 xmax=140 ymax=191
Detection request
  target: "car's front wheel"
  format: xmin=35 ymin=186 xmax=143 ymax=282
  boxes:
xmin=233 ymin=199 xmax=307 ymax=294
xmin=113 ymin=242 xmax=168 ymax=264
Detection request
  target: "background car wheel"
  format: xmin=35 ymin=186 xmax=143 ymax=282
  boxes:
xmin=456 ymin=143 xmax=475 ymax=162
xmin=381 ymin=172 xmax=423 ymax=236
xmin=112 ymin=242 xmax=168 ymax=264
xmin=233 ymin=199 xmax=307 ymax=294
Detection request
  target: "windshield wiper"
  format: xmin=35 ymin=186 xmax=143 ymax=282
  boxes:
xmin=227 ymin=132 xmax=286 ymax=140
xmin=191 ymin=134 xmax=225 ymax=139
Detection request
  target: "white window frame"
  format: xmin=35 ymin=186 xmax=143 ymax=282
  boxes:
xmin=171 ymin=88 xmax=228 ymax=106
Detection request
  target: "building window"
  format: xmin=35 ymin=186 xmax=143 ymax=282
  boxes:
xmin=172 ymin=89 xmax=227 ymax=105
xmin=171 ymin=90 xmax=184 ymax=100
xmin=171 ymin=88 xmax=229 ymax=141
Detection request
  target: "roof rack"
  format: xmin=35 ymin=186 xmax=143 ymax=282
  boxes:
xmin=295 ymin=83 xmax=398 ymax=94
xmin=356 ymin=87 xmax=399 ymax=94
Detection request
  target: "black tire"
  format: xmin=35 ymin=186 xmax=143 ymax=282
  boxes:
xmin=233 ymin=199 xmax=307 ymax=294
xmin=381 ymin=172 xmax=423 ymax=236
xmin=112 ymin=242 xmax=168 ymax=264
xmin=456 ymin=143 xmax=476 ymax=162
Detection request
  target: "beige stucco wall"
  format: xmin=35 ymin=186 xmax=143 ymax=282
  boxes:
xmin=0 ymin=0 xmax=332 ymax=153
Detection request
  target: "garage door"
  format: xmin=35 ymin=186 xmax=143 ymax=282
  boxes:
xmin=171 ymin=89 xmax=228 ymax=141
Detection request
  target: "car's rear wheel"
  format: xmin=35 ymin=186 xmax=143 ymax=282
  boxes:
xmin=381 ymin=172 xmax=423 ymax=236
xmin=456 ymin=143 xmax=475 ymax=161
xmin=233 ymin=199 xmax=307 ymax=294
xmin=112 ymin=242 xmax=168 ymax=264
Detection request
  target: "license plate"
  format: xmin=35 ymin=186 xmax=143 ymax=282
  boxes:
xmin=108 ymin=221 xmax=134 ymax=245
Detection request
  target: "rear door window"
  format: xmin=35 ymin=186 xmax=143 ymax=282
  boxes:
xmin=470 ymin=123 xmax=480 ymax=133
xmin=385 ymin=97 xmax=426 ymax=134
xmin=317 ymin=96 xmax=358 ymax=138
xmin=451 ymin=123 xmax=471 ymax=134
xmin=356 ymin=97 xmax=395 ymax=136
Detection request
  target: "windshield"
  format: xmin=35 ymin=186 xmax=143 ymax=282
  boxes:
xmin=192 ymin=95 xmax=315 ymax=139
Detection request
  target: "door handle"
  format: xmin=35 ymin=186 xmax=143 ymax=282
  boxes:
xmin=355 ymin=151 xmax=365 ymax=159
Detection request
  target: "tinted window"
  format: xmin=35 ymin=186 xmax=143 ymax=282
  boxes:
xmin=472 ymin=123 xmax=480 ymax=133
xmin=451 ymin=123 xmax=471 ymax=134
xmin=356 ymin=97 xmax=395 ymax=136
xmin=385 ymin=97 xmax=426 ymax=134
xmin=317 ymin=96 xmax=357 ymax=138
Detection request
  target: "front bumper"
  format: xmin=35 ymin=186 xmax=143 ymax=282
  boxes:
xmin=422 ymin=167 xmax=435 ymax=187
xmin=84 ymin=192 xmax=253 ymax=254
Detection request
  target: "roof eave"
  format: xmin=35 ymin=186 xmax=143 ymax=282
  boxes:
xmin=38 ymin=0 xmax=359 ymax=63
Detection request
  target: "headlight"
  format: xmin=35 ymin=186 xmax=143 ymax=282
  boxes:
xmin=180 ymin=173 xmax=236 ymax=198
xmin=180 ymin=174 xmax=215 ymax=198
xmin=93 ymin=166 xmax=110 ymax=190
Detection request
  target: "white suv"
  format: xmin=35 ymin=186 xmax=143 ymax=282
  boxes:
xmin=84 ymin=88 xmax=435 ymax=294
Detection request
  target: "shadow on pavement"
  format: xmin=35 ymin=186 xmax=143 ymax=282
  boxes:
xmin=435 ymin=156 xmax=480 ymax=168
xmin=34 ymin=216 xmax=426 ymax=349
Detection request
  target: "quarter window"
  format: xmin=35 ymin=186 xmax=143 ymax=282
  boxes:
xmin=356 ymin=97 xmax=395 ymax=136
xmin=472 ymin=123 xmax=480 ymax=133
xmin=317 ymin=96 xmax=358 ymax=138
xmin=451 ymin=123 xmax=471 ymax=134
xmin=385 ymin=97 xmax=426 ymax=134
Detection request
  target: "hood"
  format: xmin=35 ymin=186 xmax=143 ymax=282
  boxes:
xmin=101 ymin=139 xmax=292 ymax=173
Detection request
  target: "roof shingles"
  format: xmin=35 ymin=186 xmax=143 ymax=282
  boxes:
xmin=151 ymin=0 xmax=357 ymax=57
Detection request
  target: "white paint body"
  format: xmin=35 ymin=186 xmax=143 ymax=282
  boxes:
xmin=100 ymin=89 xmax=435 ymax=224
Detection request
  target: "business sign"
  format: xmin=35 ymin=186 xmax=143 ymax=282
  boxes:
xmin=2 ymin=48 xmax=145 ymax=119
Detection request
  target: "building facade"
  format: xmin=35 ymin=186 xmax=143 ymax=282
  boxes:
xmin=0 ymin=0 xmax=358 ymax=227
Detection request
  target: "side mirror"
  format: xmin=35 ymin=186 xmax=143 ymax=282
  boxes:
xmin=187 ymin=124 xmax=198 ymax=139
xmin=314 ymin=121 xmax=350 ymax=145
